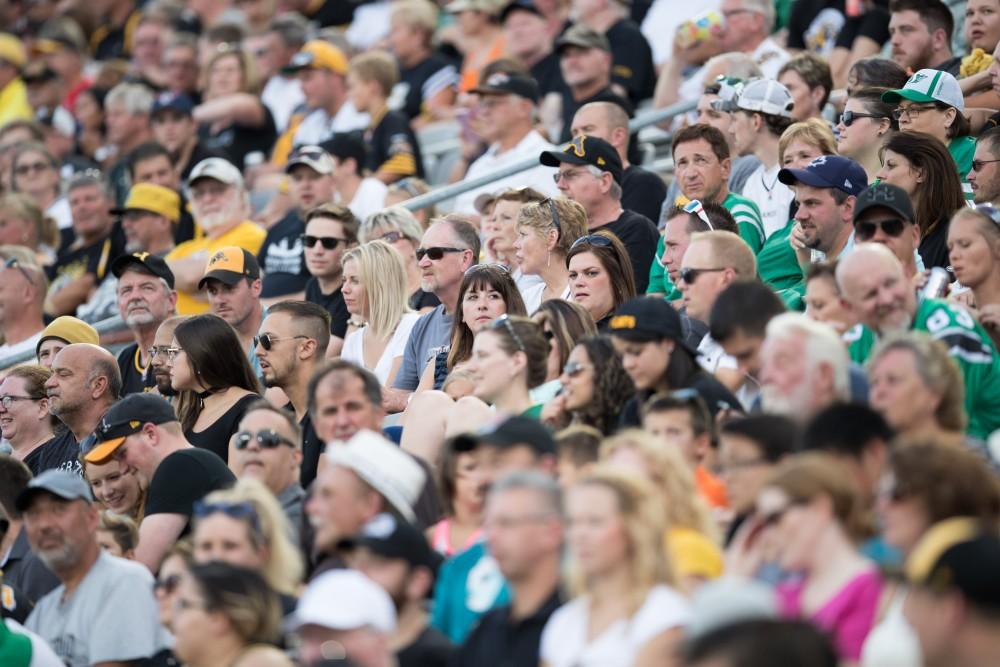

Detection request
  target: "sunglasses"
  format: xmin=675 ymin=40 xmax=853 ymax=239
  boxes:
xmin=562 ymin=360 xmax=591 ymax=377
xmin=543 ymin=198 xmax=562 ymax=234
xmin=683 ymin=199 xmax=714 ymax=229
xmin=838 ymin=110 xmax=885 ymax=127
xmin=679 ymin=267 xmax=726 ymax=284
xmin=971 ymin=158 xmax=1000 ymax=172
xmin=234 ymin=429 xmax=297 ymax=450
xmin=301 ymin=234 xmax=348 ymax=250
xmin=416 ymin=246 xmax=466 ymax=261
xmin=14 ymin=161 xmax=50 ymax=176
xmin=254 ymin=333 xmax=308 ymax=351
xmin=855 ymin=217 xmax=907 ymax=240
xmin=192 ymin=500 xmax=263 ymax=536
xmin=570 ymin=234 xmax=613 ymax=250
xmin=492 ymin=314 xmax=526 ymax=352
xmin=5 ymin=257 xmax=34 ymax=285
xmin=153 ymin=573 xmax=181 ymax=595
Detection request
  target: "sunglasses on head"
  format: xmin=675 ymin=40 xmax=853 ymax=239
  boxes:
xmin=683 ymin=199 xmax=714 ymax=230
xmin=855 ymin=217 xmax=908 ymax=240
xmin=192 ymin=500 xmax=263 ymax=536
xmin=301 ymin=234 xmax=348 ymax=250
xmin=570 ymin=234 xmax=613 ymax=250
xmin=977 ymin=204 xmax=1000 ymax=226
xmin=4 ymin=256 xmax=34 ymax=285
xmin=234 ymin=429 xmax=296 ymax=450
xmin=839 ymin=110 xmax=885 ymax=127
xmin=492 ymin=314 xmax=526 ymax=352
xmin=254 ymin=333 xmax=308 ymax=351
xmin=416 ymin=246 xmax=466 ymax=261
xmin=465 ymin=262 xmax=509 ymax=276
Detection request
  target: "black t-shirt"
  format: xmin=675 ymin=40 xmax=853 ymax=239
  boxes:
xmin=90 ymin=9 xmax=140 ymax=61
xmin=397 ymin=53 xmax=459 ymax=121
xmin=619 ymin=372 xmax=741 ymax=429
xmin=117 ymin=342 xmax=157 ymax=396
xmin=531 ymin=51 xmax=568 ymax=98
xmin=185 ymin=393 xmax=260 ymax=464
xmin=606 ymin=19 xmax=656 ymax=106
xmin=199 ymin=106 xmax=278 ymax=170
xmin=454 ymin=589 xmax=563 ymax=667
xmin=143 ymin=448 xmax=236 ymax=532
xmin=919 ymin=216 xmax=951 ymax=270
xmin=309 ymin=0 xmax=366 ymax=26
xmin=621 ymin=165 xmax=666 ymax=225
xmin=305 ymin=277 xmax=350 ymax=339
xmin=595 ymin=209 xmax=659 ymax=293
xmin=259 ymin=211 xmax=310 ymax=298
xmin=409 ymin=288 xmax=440 ymax=311
xmin=397 ymin=626 xmax=453 ymax=667
xmin=365 ymin=109 xmax=425 ymax=179
xmin=933 ymin=56 xmax=963 ymax=78
xmin=23 ymin=430 xmax=82 ymax=476
xmin=47 ymin=234 xmax=117 ymax=289
xmin=299 ymin=412 xmax=323 ymax=488
xmin=559 ymin=87 xmax=634 ymax=143
xmin=786 ymin=0 xmax=890 ymax=53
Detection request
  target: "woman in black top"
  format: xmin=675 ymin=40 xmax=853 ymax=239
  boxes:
xmin=167 ymin=314 xmax=260 ymax=463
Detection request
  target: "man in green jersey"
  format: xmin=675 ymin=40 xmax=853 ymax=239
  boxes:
xmin=837 ymin=243 xmax=1000 ymax=439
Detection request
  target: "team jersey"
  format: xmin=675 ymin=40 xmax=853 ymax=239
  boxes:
xmin=364 ymin=106 xmax=424 ymax=178
xmin=757 ymin=219 xmax=805 ymax=309
xmin=948 ymin=136 xmax=975 ymax=201
xmin=846 ymin=298 xmax=1000 ymax=439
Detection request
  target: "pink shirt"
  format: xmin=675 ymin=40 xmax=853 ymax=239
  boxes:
xmin=776 ymin=569 xmax=883 ymax=660
xmin=431 ymin=519 xmax=483 ymax=557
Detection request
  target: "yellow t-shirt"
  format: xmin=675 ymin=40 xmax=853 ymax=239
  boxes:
xmin=0 ymin=79 xmax=32 ymax=128
xmin=166 ymin=221 xmax=266 ymax=315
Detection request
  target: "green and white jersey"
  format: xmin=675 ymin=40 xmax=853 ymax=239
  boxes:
xmin=722 ymin=192 xmax=765 ymax=254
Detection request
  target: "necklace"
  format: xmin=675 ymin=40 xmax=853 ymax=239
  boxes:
xmin=760 ymin=168 xmax=779 ymax=200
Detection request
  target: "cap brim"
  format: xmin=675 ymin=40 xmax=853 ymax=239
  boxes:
xmin=881 ymin=89 xmax=934 ymax=105
xmin=198 ymin=270 xmax=244 ymax=290
xmin=83 ymin=436 xmax=125 ymax=464
xmin=539 ymin=150 xmax=585 ymax=168
xmin=777 ymin=167 xmax=829 ymax=189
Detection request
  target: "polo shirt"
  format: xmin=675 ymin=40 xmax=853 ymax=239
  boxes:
xmin=452 ymin=588 xmax=563 ymax=667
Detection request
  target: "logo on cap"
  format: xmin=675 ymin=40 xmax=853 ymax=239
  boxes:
xmin=911 ymin=72 xmax=928 ymax=83
xmin=363 ymin=514 xmax=396 ymax=538
xmin=209 ymin=251 xmax=228 ymax=266
xmin=486 ymin=72 xmax=509 ymax=86
xmin=810 ymin=156 xmax=828 ymax=168
xmin=610 ymin=315 xmax=636 ymax=329
xmin=129 ymin=420 xmax=141 ymax=429
xmin=133 ymin=251 xmax=150 ymax=262
xmin=567 ymin=135 xmax=587 ymax=158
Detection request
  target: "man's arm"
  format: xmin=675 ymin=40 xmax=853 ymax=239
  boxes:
xmin=45 ymin=274 xmax=96 ymax=316
xmin=136 ymin=513 xmax=188 ymax=573
xmin=167 ymin=253 xmax=210 ymax=293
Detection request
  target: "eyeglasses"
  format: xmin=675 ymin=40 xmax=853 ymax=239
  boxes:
xmin=492 ymin=314 xmax=526 ymax=352
xmin=301 ymin=234 xmax=348 ymax=250
xmin=679 ymin=267 xmax=726 ymax=284
xmin=838 ymin=110 xmax=885 ymax=127
xmin=892 ymin=104 xmax=939 ymax=121
xmin=4 ymin=257 xmax=34 ymax=285
xmin=971 ymin=158 xmax=1000 ymax=172
xmin=0 ymin=395 xmax=40 ymax=409
xmin=14 ymin=161 xmax=50 ymax=176
xmin=552 ymin=168 xmax=592 ymax=184
xmin=855 ymin=217 xmax=908 ymax=241
xmin=416 ymin=246 xmax=466 ymax=261
xmin=254 ymin=333 xmax=308 ymax=351
xmin=162 ymin=346 xmax=183 ymax=360
xmin=562 ymin=360 xmax=591 ymax=377
xmin=149 ymin=345 xmax=174 ymax=359
xmin=234 ymin=429 xmax=297 ymax=450
xmin=153 ymin=574 xmax=181 ymax=595
xmin=543 ymin=198 xmax=562 ymax=234
xmin=570 ymin=234 xmax=613 ymax=250
xmin=192 ymin=500 xmax=263 ymax=536
xmin=376 ymin=231 xmax=405 ymax=244
xmin=683 ymin=199 xmax=714 ymax=230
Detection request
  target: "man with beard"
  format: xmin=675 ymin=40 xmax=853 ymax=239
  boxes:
xmin=199 ymin=247 xmax=266 ymax=375
xmin=19 ymin=470 xmax=169 ymax=665
xmin=888 ymin=0 xmax=960 ymax=77
xmin=150 ymin=316 xmax=185 ymax=398
xmin=165 ymin=158 xmax=266 ymax=315
xmin=837 ymin=243 xmax=1000 ymax=438
xmin=110 ymin=252 xmax=178 ymax=396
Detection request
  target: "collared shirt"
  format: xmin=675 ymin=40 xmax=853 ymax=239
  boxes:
xmin=454 ymin=588 xmax=564 ymax=667
xmin=452 ymin=131 xmax=560 ymax=215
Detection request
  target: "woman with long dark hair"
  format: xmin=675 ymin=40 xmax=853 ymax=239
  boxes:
xmin=167 ymin=314 xmax=261 ymax=462
xmin=552 ymin=335 xmax=634 ymax=435
xmin=532 ymin=298 xmax=596 ymax=405
xmin=565 ymin=231 xmax=636 ymax=330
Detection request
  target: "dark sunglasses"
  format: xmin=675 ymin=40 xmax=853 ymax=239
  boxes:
xmin=416 ymin=246 xmax=466 ymax=261
xmin=679 ymin=267 xmax=726 ymax=284
xmin=839 ymin=110 xmax=885 ymax=127
xmin=153 ymin=573 xmax=181 ymax=595
xmin=234 ymin=429 xmax=297 ymax=450
xmin=192 ymin=500 xmax=263 ymax=536
xmin=301 ymin=234 xmax=348 ymax=250
xmin=855 ymin=217 xmax=907 ymax=240
xmin=570 ymin=234 xmax=613 ymax=250
xmin=254 ymin=333 xmax=308 ymax=351
xmin=971 ymin=158 xmax=1000 ymax=172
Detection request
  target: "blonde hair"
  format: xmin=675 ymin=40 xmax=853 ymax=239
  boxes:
xmin=341 ymin=240 xmax=412 ymax=339
xmin=689 ymin=230 xmax=757 ymax=279
xmin=517 ymin=196 xmax=590 ymax=257
xmin=600 ymin=429 xmax=720 ymax=543
xmin=204 ymin=45 xmax=260 ymax=96
xmin=349 ymin=50 xmax=399 ymax=97
xmin=0 ymin=193 xmax=61 ymax=249
xmin=199 ymin=479 xmax=304 ymax=595
xmin=778 ymin=118 xmax=838 ymax=163
xmin=98 ymin=510 xmax=139 ymax=554
xmin=391 ymin=0 xmax=439 ymax=39
xmin=565 ymin=465 xmax=676 ymax=615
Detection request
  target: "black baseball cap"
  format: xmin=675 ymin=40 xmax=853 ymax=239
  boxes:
xmin=853 ymin=183 xmax=915 ymax=223
xmin=471 ymin=71 xmax=540 ymax=104
xmin=609 ymin=296 xmax=699 ymax=355
xmin=540 ymin=135 xmax=623 ymax=185
xmin=320 ymin=133 xmax=368 ymax=168
xmin=501 ymin=0 xmax=543 ymax=22
xmin=338 ymin=513 xmax=442 ymax=574
xmin=83 ymin=394 xmax=178 ymax=464
xmin=452 ymin=416 xmax=556 ymax=457
xmin=906 ymin=518 xmax=1000 ymax=613
xmin=15 ymin=469 xmax=93 ymax=512
xmin=110 ymin=251 xmax=176 ymax=289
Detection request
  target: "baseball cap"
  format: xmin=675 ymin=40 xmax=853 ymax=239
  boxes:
xmin=290 ymin=570 xmax=396 ymax=634
xmin=152 ymin=91 xmax=195 ymax=117
xmin=882 ymin=68 xmax=964 ymax=112
xmin=283 ymin=40 xmax=349 ymax=75
xmin=326 ymin=430 xmax=426 ymax=523
xmin=712 ymin=78 xmax=794 ymax=118
xmin=83 ymin=394 xmax=179 ymax=464
xmin=853 ymin=183 xmax=915 ymax=223
xmin=198 ymin=246 xmax=261 ymax=290
xmin=338 ymin=513 xmax=443 ymax=573
xmin=445 ymin=0 xmax=504 ymax=15
xmin=35 ymin=316 xmax=99 ymax=355
xmin=320 ymin=133 xmax=367 ymax=167
xmin=777 ymin=155 xmax=868 ymax=197
xmin=15 ymin=469 xmax=93 ymax=512
xmin=110 ymin=251 xmax=176 ymax=289
xmin=187 ymin=157 xmax=244 ymax=190
xmin=452 ymin=416 xmax=556 ymax=456
xmin=905 ymin=517 xmax=1000 ymax=612
xmin=556 ymin=23 xmax=611 ymax=53
xmin=474 ymin=190 xmax=501 ymax=215
xmin=36 ymin=18 xmax=86 ymax=54
xmin=471 ymin=71 xmax=540 ymax=103
xmin=501 ymin=0 xmax=543 ymax=21
xmin=21 ymin=63 xmax=57 ymax=84
xmin=539 ymin=135 xmax=623 ymax=185
xmin=109 ymin=183 xmax=181 ymax=224
xmin=285 ymin=145 xmax=335 ymax=175
xmin=0 ymin=34 xmax=25 ymax=69
xmin=609 ymin=296 xmax=699 ymax=354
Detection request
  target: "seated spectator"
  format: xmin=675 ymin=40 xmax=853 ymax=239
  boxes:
xmin=566 ymin=231 xmax=636 ymax=330
xmin=947 ymin=206 xmax=1000 ymax=348
xmin=33 ymin=315 xmax=99 ymax=368
xmin=200 ymin=247 xmax=266 ymax=374
xmin=446 ymin=0 xmax=506 ymax=93
xmin=325 ymin=133 xmax=391 ymax=227
xmin=150 ymin=92 xmax=228 ymax=183
xmin=388 ymin=0 xmax=459 ymax=124
xmin=649 ymin=201 xmax=740 ymax=302
xmin=549 ymin=334 xmax=634 ymax=435
xmin=0 ymin=194 xmax=61 ymax=269
xmin=532 ymin=298 xmax=597 ymax=405
xmin=429 ymin=436 xmax=485 ymax=557
xmin=684 ymin=618 xmax=838 ymax=667
xmin=969 ymin=127 xmax=1000 ymax=207
xmin=804 ymin=262 xmax=856 ymax=334
xmin=852 ymin=183 xmax=923 ymax=279
xmin=113 ymin=182 xmax=180 ymax=257
xmin=846 ymin=57 xmax=908 ymax=95
xmin=0 ymin=365 xmax=56 ymax=474
xmin=571 ymin=0 xmax=654 ymax=105
xmin=7 ymin=142 xmax=69 ymax=241
xmin=103 ymin=83 xmax=155 ymax=206
xmin=253 ymin=16 xmax=307 ymax=134
xmin=125 ymin=141 xmax=200 ymax=246
xmin=0 ymin=254 xmax=46 ymax=360
xmin=836 ymin=87 xmax=896 ymax=183
xmin=888 ymin=1 xmax=961 ymax=77
xmin=489 ymin=187 xmax=547 ymax=292
xmin=96 ymin=510 xmax=138 ymax=559
xmin=150 ymin=316 xmax=185 ymax=397
xmin=514 ymin=197 xmax=589 ymax=313
xmin=553 ymin=424 xmax=602 ymax=488
xmin=84 ymin=457 xmax=144 ymax=521
xmin=360 ymin=206 xmax=440 ymax=311
xmin=302 ymin=203 xmax=360 ymax=357
xmin=778 ymin=52 xmax=833 ymax=123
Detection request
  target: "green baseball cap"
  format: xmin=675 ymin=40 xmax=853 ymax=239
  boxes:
xmin=881 ymin=68 xmax=964 ymax=112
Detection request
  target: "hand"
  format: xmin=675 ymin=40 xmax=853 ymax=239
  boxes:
xmin=951 ymin=289 xmax=977 ymax=311
xmin=979 ymin=304 xmax=1000 ymax=331
xmin=789 ymin=221 xmax=808 ymax=250
xmin=912 ymin=270 xmax=929 ymax=292
xmin=541 ymin=394 xmax=568 ymax=427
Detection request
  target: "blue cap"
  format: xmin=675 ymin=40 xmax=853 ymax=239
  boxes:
xmin=777 ymin=155 xmax=868 ymax=196
xmin=152 ymin=91 xmax=194 ymax=117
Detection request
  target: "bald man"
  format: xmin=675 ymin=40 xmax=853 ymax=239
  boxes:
xmin=837 ymin=244 xmax=1000 ymax=439
xmin=570 ymin=101 xmax=666 ymax=222
xmin=44 ymin=343 xmax=122 ymax=457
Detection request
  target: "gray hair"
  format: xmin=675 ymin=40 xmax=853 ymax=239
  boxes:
xmin=702 ymin=52 xmax=763 ymax=85
xmin=488 ymin=470 xmax=563 ymax=519
xmin=585 ymin=164 xmax=622 ymax=201
xmin=359 ymin=206 xmax=425 ymax=244
xmin=105 ymin=83 xmax=155 ymax=116
xmin=269 ymin=14 xmax=308 ymax=49
xmin=66 ymin=170 xmax=111 ymax=197
xmin=766 ymin=312 xmax=850 ymax=401
xmin=740 ymin=0 xmax=775 ymax=33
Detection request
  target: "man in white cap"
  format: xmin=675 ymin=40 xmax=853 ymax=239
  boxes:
xmin=291 ymin=569 xmax=396 ymax=667
xmin=165 ymin=158 xmax=266 ymax=315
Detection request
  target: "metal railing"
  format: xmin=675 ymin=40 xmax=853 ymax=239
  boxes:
xmin=0 ymin=315 xmax=126 ymax=370
xmin=401 ymin=99 xmax=696 ymax=212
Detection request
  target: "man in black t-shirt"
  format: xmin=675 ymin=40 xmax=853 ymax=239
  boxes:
xmin=302 ymin=204 xmax=360 ymax=358
xmin=540 ymin=134 xmax=659 ymax=292
xmin=388 ymin=0 xmax=459 ymax=122
xmin=569 ymin=0 xmax=655 ymax=105
xmin=502 ymin=0 xmax=568 ymax=98
xmin=83 ymin=394 xmax=235 ymax=573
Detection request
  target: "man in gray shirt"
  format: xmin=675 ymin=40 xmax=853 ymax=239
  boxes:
xmin=19 ymin=470 xmax=170 ymax=667
xmin=386 ymin=217 xmax=480 ymax=413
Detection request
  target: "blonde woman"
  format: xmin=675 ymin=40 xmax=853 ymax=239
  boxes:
xmin=541 ymin=465 xmax=690 ymax=667
xmin=0 ymin=192 xmax=61 ymax=266
xmin=514 ymin=196 xmax=590 ymax=313
xmin=340 ymin=240 xmax=421 ymax=386
xmin=600 ymin=429 xmax=723 ymax=592
xmin=190 ymin=478 xmax=304 ymax=607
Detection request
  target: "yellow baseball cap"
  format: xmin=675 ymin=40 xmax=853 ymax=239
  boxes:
xmin=36 ymin=316 xmax=99 ymax=355
xmin=110 ymin=183 xmax=181 ymax=224
xmin=0 ymin=34 xmax=25 ymax=69
xmin=198 ymin=246 xmax=261 ymax=290
xmin=283 ymin=40 xmax=348 ymax=75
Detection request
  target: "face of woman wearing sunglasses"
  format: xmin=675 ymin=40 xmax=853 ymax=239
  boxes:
xmin=836 ymin=99 xmax=889 ymax=158
xmin=155 ymin=553 xmax=190 ymax=631
xmin=462 ymin=283 xmax=508 ymax=333
xmin=192 ymin=511 xmax=265 ymax=571
xmin=948 ymin=211 xmax=1000 ymax=288
xmin=559 ymin=345 xmax=595 ymax=410
xmin=568 ymin=251 xmax=614 ymax=322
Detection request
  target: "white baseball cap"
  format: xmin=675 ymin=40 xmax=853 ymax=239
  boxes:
xmin=713 ymin=78 xmax=794 ymax=118
xmin=186 ymin=157 xmax=245 ymax=190
xmin=289 ymin=570 xmax=396 ymax=634
xmin=881 ymin=68 xmax=964 ymax=112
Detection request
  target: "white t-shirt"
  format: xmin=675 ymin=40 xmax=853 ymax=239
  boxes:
xmin=341 ymin=178 xmax=389 ymax=223
xmin=540 ymin=585 xmax=691 ymax=667
xmin=0 ymin=331 xmax=42 ymax=363
xmin=341 ymin=312 xmax=421 ymax=385
xmin=4 ymin=619 xmax=65 ymax=667
xmin=261 ymin=75 xmax=305 ymax=133
xmin=741 ymin=163 xmax=796 ymax=239
xmin=752 ymin=36 xmax=791 ymax=80
xmin=520 ymin=281 xmax=571 ymax=314
xmin=293 ymin=103 xmax=370 ymax=147
xmin=452 ymin=131 xmax=560 ymax=215
xmin=45 ymin=197 xmax=72 ymax=231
